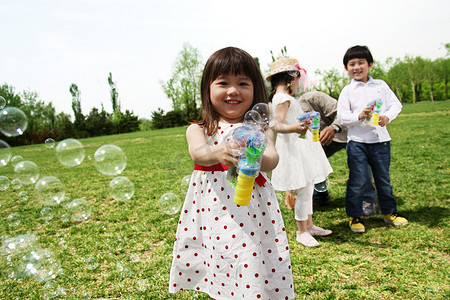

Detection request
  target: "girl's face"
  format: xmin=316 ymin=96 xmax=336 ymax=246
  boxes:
xmin=209 ymin=73 xmax=254 ymax=123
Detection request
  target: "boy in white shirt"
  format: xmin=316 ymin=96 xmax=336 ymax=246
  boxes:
xmin=337 ymin=45 xmax=408 ymax=233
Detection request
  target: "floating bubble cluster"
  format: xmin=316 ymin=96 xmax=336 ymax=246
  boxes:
xmin=55 ymin=139 xmax=85 ymax=167
xmin=93 ymin=144 xmax=127 ymax=176
xmin=0 ymin=107 xmax=28 ymax=137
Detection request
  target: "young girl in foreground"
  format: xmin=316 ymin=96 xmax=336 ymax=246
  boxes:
xmin=169 ymin=47 xmax=294 ymax=299
xmin=268 ymin=57 xmax=333 ymax=247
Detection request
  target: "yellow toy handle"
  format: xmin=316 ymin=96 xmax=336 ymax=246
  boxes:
xmin=371 ymin=113 xmax=380 ymax=126
xmin=311 ymin=127 xmax=320 ymax=142
xmin=233 ymin=171 xmax=256 ymax=206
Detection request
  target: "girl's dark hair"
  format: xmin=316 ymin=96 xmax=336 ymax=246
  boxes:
xmin=268 ymin=72 xmax=297 ymax=101
xmin=343 ymin=45 xmax=374 ymax=67
xmin=199 ymin=47 xmax=268 ymax=136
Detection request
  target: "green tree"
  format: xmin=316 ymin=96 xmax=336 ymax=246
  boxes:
xmin=108 ymin=72 xmax=120 ymax=113
xmin=160 ymin=42 xmax=202 ymax=122
xmin=85 ymin=107 xmax=113 ymax=137
xmin=315 ymin=68 xmax=349 ymax=99
xmin=69 ymin=83 xmax=87 ymax=137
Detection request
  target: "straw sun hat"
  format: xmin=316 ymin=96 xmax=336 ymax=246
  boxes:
xmin=266 ymin=58 xmax=302 ymax=81
xmin=266 ymin=57 xmax=312 ymax=91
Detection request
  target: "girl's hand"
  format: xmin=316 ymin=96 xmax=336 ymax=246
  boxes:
xmin=296 ymin=121 xmax=308 ymax=135
xmin=284 ymin=190 xmax=296 ymax=210
xmin=358 ymin=107 xmax=372 ymax=121
xmin=217 ymin=140 xmax=240 ymax=167
xmin=378 ymin=115 xmax=389 ymax=127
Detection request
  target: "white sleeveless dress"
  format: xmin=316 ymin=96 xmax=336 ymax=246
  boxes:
xmin=169 ymin=122 xmax=295 ymax=300
xmin=271 ymin=93 xmax=333 ymax=191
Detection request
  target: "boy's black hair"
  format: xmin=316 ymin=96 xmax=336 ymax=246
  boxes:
xmin=343 ymin=45 xmax=374 ymax=67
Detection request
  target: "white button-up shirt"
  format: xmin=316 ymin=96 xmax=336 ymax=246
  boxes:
xmin=337 ymin=77 xmax=402 ymax=143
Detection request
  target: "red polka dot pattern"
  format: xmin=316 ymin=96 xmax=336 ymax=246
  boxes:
xmin=169 ymin=122 xmax=294 ymax=299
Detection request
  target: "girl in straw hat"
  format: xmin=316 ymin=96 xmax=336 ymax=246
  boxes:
xmin=268 ymin=58 xmax=333 ymax=247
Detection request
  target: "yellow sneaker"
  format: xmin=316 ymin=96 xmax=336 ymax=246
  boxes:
xmin=349 ymin=217 xmax=365 ymax=233
xmin=383 ymin=212 xmax=408 ymax=226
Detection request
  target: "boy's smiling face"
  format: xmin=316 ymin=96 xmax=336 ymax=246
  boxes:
xmin=345 ymin=58 xmax=373 ymax=83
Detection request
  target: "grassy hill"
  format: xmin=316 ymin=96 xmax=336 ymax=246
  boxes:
xmin=0 ymin=101 xmax=448 ymax=299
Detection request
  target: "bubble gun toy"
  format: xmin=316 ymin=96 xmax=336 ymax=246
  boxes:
xmin=232 ymin=124 xmax=267 ymax=206
xmin=366 ymin=99 xmax=383 ymax=126
xmin=297 ymin=111 xmax=320 ymax=142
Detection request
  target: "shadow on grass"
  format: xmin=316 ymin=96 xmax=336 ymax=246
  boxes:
xmin=314 ymin=197 xmax=449 ymax=247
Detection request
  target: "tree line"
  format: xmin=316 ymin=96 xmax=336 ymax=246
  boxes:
xmin=0 ymin=72 xmax=140 ymax=146
xmin=1 ymin=43 xmax=448 ymax=144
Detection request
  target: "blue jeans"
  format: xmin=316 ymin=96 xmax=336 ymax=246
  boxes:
xmin=314 ymin=141 xmax=376 ymax=202
xmin=346 ymin=141 xmax=397 ymax=217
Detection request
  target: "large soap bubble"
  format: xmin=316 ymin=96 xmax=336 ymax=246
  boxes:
xmin=34 ymin=176 xmax=65 ymax=206
xmin=159 ymin=193 xmax=181 ymax=215
xmin=10 ymin=155 xmax=24 ymax=167
xmin=55 ymin=139 xmax=85 ymax=167
xmin=67 ymin=199 xmax=91 ymax=222
xmin=93 ymin=144 xmax=126 ymax=176
xmin=109 ymin=176 xmax=134 ymax=201
xmin=0 ymin=139 xmax=11 ymax=166
xmin=14 ymin=160 xmax=39 ymax=185
xmin=0 ymin=107 xmax=28 ymax=137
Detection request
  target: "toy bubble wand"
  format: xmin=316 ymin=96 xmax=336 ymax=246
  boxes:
xmin=227 ymin=104 xmax=269 ymax=206
xmin=297 ymin=111 xmax=320 ymax=142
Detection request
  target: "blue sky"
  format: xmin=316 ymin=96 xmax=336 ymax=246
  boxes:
xmin=0 ymin=0 xmax=448 ymax=119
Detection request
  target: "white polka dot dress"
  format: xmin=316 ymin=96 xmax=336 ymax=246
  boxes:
xmin=169 ymin=122 xmax=295 ymax=299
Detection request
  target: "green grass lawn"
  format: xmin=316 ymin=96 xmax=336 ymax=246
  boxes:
xmin=0 ymin=101 xmax=449 ymax=299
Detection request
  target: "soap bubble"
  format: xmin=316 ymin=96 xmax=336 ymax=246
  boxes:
xmin=0 ymin=175 xmax=9 ymax=190
xmin=0 ymin=139 xmax=11 ymax=166
xmin=180 ymin=175 xmax=191 ymax=194
xmin=84 ymin=256 xmax=98 ymax=270
xmin=67 ymin=199 xmax=91 ymax=222
xmin=314 ymin=181 xmax=327 ymax=192
xmin=0 ymin=96 xmax=6 ymax=109
xmin=55 ymin=139 xmax=85 ymax=167
xmin=252 ymin=103 xmax=273 ymax=129
xmin=44 ymin=138 xmax=56 ymax=149
xmin=243 ymin=109 xmax=262 ymax=126
xmin=43 ymin=280 xmax=65 ymax=299
xmin=7 ymin=213 xmax=21 ymax=227
xmin=18 ymin=190 xmax=29 ymax=202
xmin=10 ymin=178 xmax=22 ymax=190
xmin=109 ymin=176 xmax=134 ymax=201
xmin=93 ymin=144 xmax=126 ymax=176
xmin=34 ymin=176 xmax=65 ymax=206
xmin=136 ymin=279 xmax=148 ymax=292
xmin=14 ymin=160 xmax=39 ymax=185
xmin=41 ymin=207 xmax=54 ymax=222
xmin=0 ymin=107 xmax=28 ymax=137
xmin=25 ymin=248 xmax=62 ymax=282
xmin=60 ymin=214 xmax=70 ymax=223
xmin=10 ymin=155 xmax=23 ymax=167
xmin=159 ymin=193 xmax=181 ymax=215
